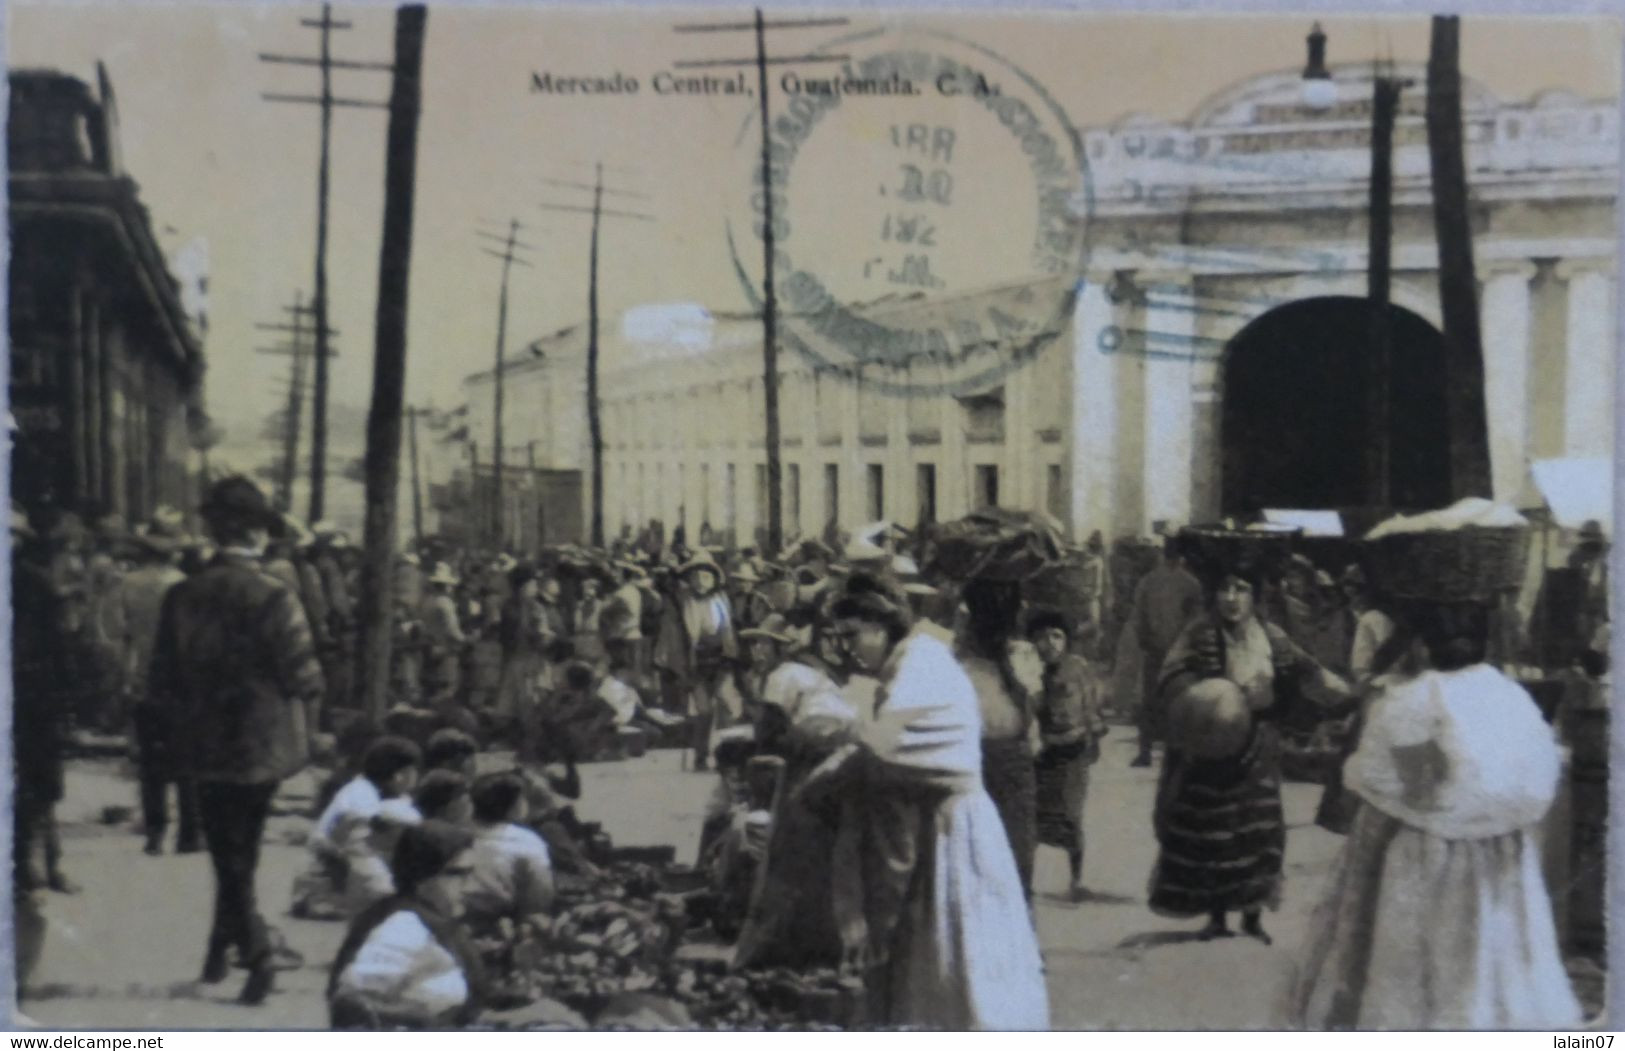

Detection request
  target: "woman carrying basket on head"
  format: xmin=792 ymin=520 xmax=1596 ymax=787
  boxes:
xmin=1292 ymin=505 xmax=1582 ymax=1029
xmin=1149 ymin=534 xmax=1353 ymax=944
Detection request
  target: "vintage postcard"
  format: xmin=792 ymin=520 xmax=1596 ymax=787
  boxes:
xmin=5 ymin=0 xmax=1618 ymax=1032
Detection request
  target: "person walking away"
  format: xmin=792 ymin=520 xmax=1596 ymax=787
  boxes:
xmin=1028 ymin=609 xmax=1108 ymax=901
xmin=1292 ymin=600 xmax=1582 ymax=1029
xmin=1129 ymin=536 xmax=1203 ymax=767
xmin=800 ymin=572 xmax=1048 ymax=1030
xmin=122 ymin=517 xmax=197 ymax=855
xmin=653 ymin=551 xmax=739 ymax=771
xmin=148 ymin=476 xmax=325 ymax=1004
xmin=957 ymin=578 xmax=1041 ymax=900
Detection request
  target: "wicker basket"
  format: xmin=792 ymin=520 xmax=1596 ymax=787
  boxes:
xmin=1022 ymin=558 xmax=1093 ymax=614
xmin=1178 ymin=526 xmax=1299 ymax=582
xmin=1365 ymin=525 xmax=1528 ymax=602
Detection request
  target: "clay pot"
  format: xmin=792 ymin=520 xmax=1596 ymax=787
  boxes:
xmin=1168 ymin=678 xmax=1252 ymax=760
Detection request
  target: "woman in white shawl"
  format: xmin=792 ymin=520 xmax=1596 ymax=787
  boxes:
xmin=801 ymin=573 xmax=1048 ymax=1031
xmin=1291 ymin=600 xmax=1582 ymax=1029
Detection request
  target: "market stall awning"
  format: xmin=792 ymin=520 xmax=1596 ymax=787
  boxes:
xmin=1530 ymin=458 xmax=1613 ymax=531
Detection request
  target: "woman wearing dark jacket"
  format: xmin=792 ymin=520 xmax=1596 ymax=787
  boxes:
xmin=329 ymin=821 xmax=487 ymax=1030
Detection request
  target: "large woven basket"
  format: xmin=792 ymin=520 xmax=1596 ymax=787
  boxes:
xmin=1178 ymin=526 xmax=1299 ymax=582
xmin=1023 ymin=558 xmax=1093 ymax=614
xmin=1365 ymin=525 xmax=1528 ymax=602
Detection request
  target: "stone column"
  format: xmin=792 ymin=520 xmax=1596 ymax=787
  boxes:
xmin=1480 ymin=260 xmax=1536 ymax=502
xmin=885 ymin=373 xmax=912 ymax=527
xmin=1139 ymin=270 xmax=1196 ymax=532
xmin=941 ymin=370 xmax=967 ymax=521
xmin=1069 ymin=272 xmax=1119 ymax=542
xmin=1558 ymin=258 xmax=1616 ymax=458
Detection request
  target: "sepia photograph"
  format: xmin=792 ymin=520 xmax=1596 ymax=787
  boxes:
xmin=4 ymin=0 xmax=1619 ymax=1032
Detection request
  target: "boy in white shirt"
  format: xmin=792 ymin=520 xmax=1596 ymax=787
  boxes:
xmin=460 ymin=772 xmax=555 ymax=933
xmin=294 ymin=736 xmax=423 ymax=919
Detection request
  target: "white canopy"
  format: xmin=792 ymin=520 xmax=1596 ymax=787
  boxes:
xmin=1530 ymin=458 xmax=1613 ymax=531
xmin=1260 ymin=509 xmax=1345 ymax=537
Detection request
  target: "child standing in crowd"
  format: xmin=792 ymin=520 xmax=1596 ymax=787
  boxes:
xmin=294 ymin=737 xmax=424 ymax=919
xmin=460 ymin=773 xmax=556 ymax=934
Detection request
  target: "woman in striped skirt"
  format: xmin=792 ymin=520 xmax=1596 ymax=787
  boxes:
xmin=1149 ymin=551 xmax=1350 ymax=942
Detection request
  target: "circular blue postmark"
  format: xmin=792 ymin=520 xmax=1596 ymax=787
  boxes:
xmin=724 ymin=27 xmax=1094 ymax=398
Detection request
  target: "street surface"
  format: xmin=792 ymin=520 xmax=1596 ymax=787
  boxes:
xmin=12 ymin=726 xmax=1582 ymax=1030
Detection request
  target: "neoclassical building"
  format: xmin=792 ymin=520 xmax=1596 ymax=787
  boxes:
xmin=469 ymin=64 xmax=1617 ymax=548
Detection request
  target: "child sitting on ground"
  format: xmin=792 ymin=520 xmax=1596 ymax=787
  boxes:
xmin=460 ymin=772 xmax=556 ymax=934
xmin=294 ymin=736 xmax=423 ymax=920
xmin=414 ymin=770 xmax=473 ymax=825
xmin=424 ymin=728 xmax=479 ymax=778
xmin=328 ymin=820 xmax=486 ymax=1029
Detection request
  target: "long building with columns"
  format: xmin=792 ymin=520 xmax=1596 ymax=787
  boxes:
xmin=468 ymin=64 xmax=1617 ymax=548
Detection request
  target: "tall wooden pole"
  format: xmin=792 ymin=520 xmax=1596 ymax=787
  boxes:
xmin=1366 ymin=75 xmax=1402 ymax=510
xmin=491 ymin=220 xmax=517 ymax=549
xmin=356 ymin=4 xmax=426 ymax=719
xmin=406 ymin=405 xmax=424 ymax=548
xmin=1426 ymin=16 xmax=1493 ymax=499
xmin=309 ymin=3 xmax=338 ymax=524
xmin=587 ymin=164 xmax=606 ymax=547
xmin=282 ymin=294 xmax=309 ymax=511
xmin=754 ymin=7 xmax=784 ymax=555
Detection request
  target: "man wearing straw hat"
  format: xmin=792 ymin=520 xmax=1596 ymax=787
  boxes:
xmin=420 ymin=563 xmax=467 ymax=708
xmin=654 ymin=549 xmax=739 ymax=771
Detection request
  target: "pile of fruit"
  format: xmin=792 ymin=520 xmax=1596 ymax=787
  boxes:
xmin=476 ymin=858 xmax=868 ymax=1030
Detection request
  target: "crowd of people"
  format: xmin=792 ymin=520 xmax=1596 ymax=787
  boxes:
xmin=10 ymin=473 xmax=1607 ymax=1030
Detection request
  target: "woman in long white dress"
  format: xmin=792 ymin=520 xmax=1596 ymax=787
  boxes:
xmin=1291 ymin=600 xmax=1583 ymax=1029
xmin=803 ymin=573 xmax=1048 ymax=1031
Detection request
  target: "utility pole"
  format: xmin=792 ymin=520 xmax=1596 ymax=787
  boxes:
xmin=254 ymin=302 xmax=338 ymax=512
xmin=526 ymin=439 xmax=538 ymax=554
xmin=672 ymin=11 xmax=849 ymax=554
xmin=254 ymin=294 xmax=308 ymax=510
xmin=537 ymin=166 xmax=651 ymax=548
xmin=1426 ymin=15 xmax=1492 ymax=500
xmin=477 ymin=219 xmax=534 ymax=550
xmin=1366 ymin=70 xmax=1408 ymax=510
xmin=261 ymin=3 xmax=392 ymax=523
xmin=404 ymin=405 xmax=426 ymax=549
xmin=356 ymin=3 xmax=427 ymax=721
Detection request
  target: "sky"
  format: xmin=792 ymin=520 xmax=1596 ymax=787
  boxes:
xmin=9 ymin=1 xmax=1621 ymax=479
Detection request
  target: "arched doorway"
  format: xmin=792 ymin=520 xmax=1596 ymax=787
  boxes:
xmin=1220 ymin=296 xmax=1452 ymax=517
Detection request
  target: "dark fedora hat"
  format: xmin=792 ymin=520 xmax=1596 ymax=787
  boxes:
xmin=200 ymin=476 xmax=284 ymax=535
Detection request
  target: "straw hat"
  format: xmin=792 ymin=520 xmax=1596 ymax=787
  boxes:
xmin=739 ymin=612 xmax=796 ymax=645
xmin=427 ymin=562 xmax=460 ymax=587
xmin=678 ymin=549 xmax=722 ymax=578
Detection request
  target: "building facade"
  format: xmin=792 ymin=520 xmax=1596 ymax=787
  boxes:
xmin=9 ymin=67 xmax=207 ymax=524
xmin=464 ymin=65 xmax=1617 ymax=548
xmin=448 ymin=322 xmax=588 ymax=549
